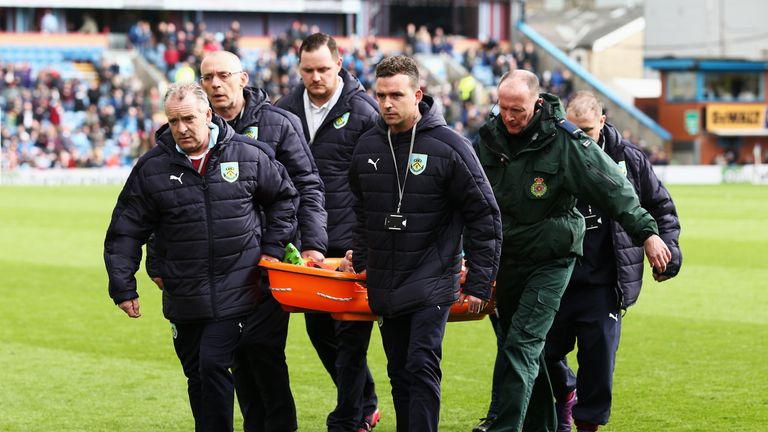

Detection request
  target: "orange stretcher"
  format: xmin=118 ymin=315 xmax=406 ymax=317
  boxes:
xmin=259 ymin=259 xmax=495 ymax=322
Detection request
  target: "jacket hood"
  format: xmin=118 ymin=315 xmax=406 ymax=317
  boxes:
xmin=210 ymin=113 xmax=236 ymax=142
xmin=527 ymin=92 xmax=567 ymax=143
xmin=322 ymin=68 xmax=368 ymax=122
xmin=242 ymin=86 xmax=270 ymax=118
xmin=540 ymin=92 xmax=566 ymax=119
xmin=338 ymin=68 xmax=367 ymax=103
xmin=374 ymin=93 xmax=444 ymax=135
xmin=601 ymin=122 xmax=624 ymax=150
xmin=155 ymin=121 xmax=170 ymax=144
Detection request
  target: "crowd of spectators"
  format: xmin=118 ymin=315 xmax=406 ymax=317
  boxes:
xmin=0 ymin=59 xmax=160 ymax=171
xmin=711 ymin=146 xmax=767 ymax=166
xmin=136 ymin=19 xmax=243 ymax=85
xmin=136 ymin=18 xmax=575 ymax=142
xmin=0 ymin=18 xmax=606 ymax=173
xmin=398 ymin=24 xmax=575 ymax=140
xmin=618 ymin=128 xmax=669 ymax=165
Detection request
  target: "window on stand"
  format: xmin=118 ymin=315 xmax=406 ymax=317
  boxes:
xmin=702 ymin=71 xmax=763 ymax=102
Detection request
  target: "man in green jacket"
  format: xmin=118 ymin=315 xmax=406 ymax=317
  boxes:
xmin=474 ymin=70 xmax=671 ymax=432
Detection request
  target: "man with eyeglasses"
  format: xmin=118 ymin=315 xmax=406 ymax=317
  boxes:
xmin=276 ymin=33 xmax=381 ymax=432
xmin=199 ymin=50 xmax=327 ymax=432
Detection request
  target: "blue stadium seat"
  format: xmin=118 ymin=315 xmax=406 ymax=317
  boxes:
xmin=472 ymin=64 xmax=495 ymax=87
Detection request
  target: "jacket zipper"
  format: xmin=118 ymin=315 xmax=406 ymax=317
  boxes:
xmin=609 ymin=221 xmax=625 ymax=310
xmin=587 ymin=162 xmax=619 ymax=188
xmin=388 ymin=143 xmax=402 ymax=316
xmin=201 ymin=171 xmax=218 ymax=320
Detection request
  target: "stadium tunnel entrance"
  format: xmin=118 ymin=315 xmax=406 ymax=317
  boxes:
xmin=384 ymin=3 xmax=479 ymax=38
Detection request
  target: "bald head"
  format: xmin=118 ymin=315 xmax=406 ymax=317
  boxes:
xmin=199 ymin=51 xmax=248 ymax=121
xmin=565 ymin=90 xmax=605 ymax=141
xmin=496 ymin=69 xmax=541 ymax=135
xmin=201 ymin=50 xmax=242 ymax=71
xmin=498 ymin=69 xmax=540 ymax=98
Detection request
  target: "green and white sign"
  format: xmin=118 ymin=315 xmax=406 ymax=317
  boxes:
xmin=684 ymin=109 xmax=700 ymax=135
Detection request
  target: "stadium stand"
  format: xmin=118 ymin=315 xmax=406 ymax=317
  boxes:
xmin=0 ymin=31 xmax=159 ymax=171
xmin=1 ymin=18 xmax=576 ymax=174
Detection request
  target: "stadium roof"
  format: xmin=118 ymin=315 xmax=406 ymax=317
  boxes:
xmin=644 ymin=58 xmax=768 ymax=71
xmin=0 ymin=0 xmax=361 ymax=13
xmin=525 ymin=5 xmax=644 ymax=52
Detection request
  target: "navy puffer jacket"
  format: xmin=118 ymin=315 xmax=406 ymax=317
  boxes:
xmin=276 ymin=68 xmax=379 ymax=253
xmin=105 ymin=115 xmax=298 ymax=323
xmin=236 ymin=87 xmax=327 ymax=253
xmin=349 ymin=95 xmax=502 ymax=317
xmin=601 ymin=122 xmax=682 ymax=308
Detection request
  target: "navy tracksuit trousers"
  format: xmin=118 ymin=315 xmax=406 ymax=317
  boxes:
xmin=233 ymin=294 xmax=297 ymax=432
xmin=379 ymin=304 xmax=451 ymax=432
xmin=234 ymin=288 xmax=377 ymax=431
xmin=544 ymin=284 xmax=622 ymax=426
xmin=326 ymin=317 xmax=378 ymax=431
xmin=172 ymin=317 xmax=245 ymax=432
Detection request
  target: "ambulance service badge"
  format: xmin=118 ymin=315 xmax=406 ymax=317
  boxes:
xmin=530 ymin=177 xmax=548 ymax=198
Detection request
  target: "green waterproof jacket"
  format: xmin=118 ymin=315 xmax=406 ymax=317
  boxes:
xmin=475 ymin=93 xmax=658 ymax=262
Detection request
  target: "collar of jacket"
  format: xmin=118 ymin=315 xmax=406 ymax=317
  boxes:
xmin=279 ymin=68 xmax=364 ymax=136
xmin=324 ymin=68 xmax=362 ymax=120
xmin=310 ymin=68 xmax=366 ymax=133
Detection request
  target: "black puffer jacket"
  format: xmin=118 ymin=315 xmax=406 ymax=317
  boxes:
xmin=105 ymin=115 xmax=298 ymax=323
xmin=236 ymin=87 xmax=327 ymax=253
xmin=601 ymin=122 xmax=682 ymax=308
xmin=276 ymin=69 xmax=379 ymax=254
xmin=349 ymin=95 xmax=502 ymax=317
xmin=145 ymin=88 xmax=324 ymax=278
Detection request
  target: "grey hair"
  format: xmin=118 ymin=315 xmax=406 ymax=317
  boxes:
xmin=566 ymin=90 xmax=603 ymax=118
xmin=164 ymin=82 xmax=210 ymax=114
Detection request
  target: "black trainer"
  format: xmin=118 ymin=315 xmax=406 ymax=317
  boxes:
xmin=472 ymin=417 xmax=496 ymax=432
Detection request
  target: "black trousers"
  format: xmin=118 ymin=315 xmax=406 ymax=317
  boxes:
xmin=327 ymin=319 xmax=378 ymax=431
xmin=544 ymin=284 xmax=622 ymax=426
xmin=234 ymin=284 xmax=377 ymax=431
xmin=233 ymin=294 xmax=297 ymax=432
xmin=379 ymin=304 xmax=450 ymax=432
xmin=172 ymin=317 xmax=245 ymax=432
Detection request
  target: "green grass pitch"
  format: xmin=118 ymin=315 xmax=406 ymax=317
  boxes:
xmin=0 ymin=184 xmax=766 ymax=431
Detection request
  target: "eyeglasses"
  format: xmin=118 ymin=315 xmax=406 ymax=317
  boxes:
xmin=200 ymin=71 xmax=243 ymax=83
